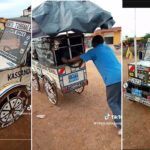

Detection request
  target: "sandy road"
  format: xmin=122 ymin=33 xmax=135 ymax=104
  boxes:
xmin=123 ymin=58 xmax=150 ymax=149
xmin=0 ymin=107 xmax=31 ymax=150
xmin=32 ymin=52 xmax=121 ymax=150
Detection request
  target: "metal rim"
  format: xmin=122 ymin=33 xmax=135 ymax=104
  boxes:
xmin=0 ymin=88 xmax=28 ymax=128
xmin=74 ymin=86 xmax=84 ymax=94
xmin=44 ymin=79 xmax=58 ymax=105
xmin=32 ymin=74 xmax=40 ymax=91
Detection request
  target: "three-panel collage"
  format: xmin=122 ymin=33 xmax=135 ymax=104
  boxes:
xmin=0 ymin=0 xmax=150 ymax=150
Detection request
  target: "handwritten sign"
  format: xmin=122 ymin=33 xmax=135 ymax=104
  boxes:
xmin=6 ymin=20 xmax=31 ymax=33
xmin=7 ymin=28 xmax=26 ymax=37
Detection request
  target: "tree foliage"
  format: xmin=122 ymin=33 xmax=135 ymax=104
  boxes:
xmin=141 ymin=33 xmax=150 ymax=44
xmin=126 ymin=38 xmax=134 ymax=44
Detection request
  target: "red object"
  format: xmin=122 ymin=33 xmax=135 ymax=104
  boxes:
xmin=84 ymin=44 xmax=86 ymax=49
xmin=83 ymin=81 xmax=87 ymax=85
xmin=123 ymin=89 xmax=126 ymax=92
xmin=147 ymin=96 xmax=150 ymax=100
xmin=59 ymin=68 xmax=65 ymax=75
xmin=129 ymin=65 xmax=135 ymax=71
xmin=148 ymin=68 xmax=150 ymax=72
xmin=63 ymin=88 xmax=67 ymax=92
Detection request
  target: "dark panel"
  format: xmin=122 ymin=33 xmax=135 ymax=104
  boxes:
xmin=123 ymin=0 xmax=150 ymax=8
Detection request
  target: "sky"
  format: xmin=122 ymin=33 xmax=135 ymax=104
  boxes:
xmin=0 ymin=0 xmax=31 ymax=18
xmin=92 ymin=0 xmax=150 ymax=38
xmin=0 ymin=0 xmax=150 ymax=37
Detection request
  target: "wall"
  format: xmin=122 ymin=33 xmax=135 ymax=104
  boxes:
xmin=113 ymin=31 xmax=121 ymax=45
xmin=93 ymin=30 xmax=121 ymax=45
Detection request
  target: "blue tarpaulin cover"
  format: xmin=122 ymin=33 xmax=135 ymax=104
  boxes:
xmin=32 ymin=1 xmax=115 ymax=37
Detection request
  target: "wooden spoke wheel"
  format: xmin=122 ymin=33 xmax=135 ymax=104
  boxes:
xmin=43 ymin=77 xmax=58 ymax=105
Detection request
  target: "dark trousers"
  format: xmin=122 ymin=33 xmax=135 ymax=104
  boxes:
xmin=106 ymin=82 xmax=121 ymax=128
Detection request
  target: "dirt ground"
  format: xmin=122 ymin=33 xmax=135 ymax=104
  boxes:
xmin=0 ymin=109 xmax=31 ymax=150
xmin=32 ymin=51 xmax=121 ymax=150
xmin=123 ymin=58 xmax=150 ymax=149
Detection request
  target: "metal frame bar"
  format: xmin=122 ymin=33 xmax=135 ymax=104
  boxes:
xmin=66 ymin=32 xmax=72 ymax=59
xmin=50 ymin=38 xmax=57 ymax=66
xmin=134 ymin=8 xmax=137 ymax=77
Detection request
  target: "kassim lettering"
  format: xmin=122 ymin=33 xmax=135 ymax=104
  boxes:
xmin=8 ymin=69 xmax=31 ymax=81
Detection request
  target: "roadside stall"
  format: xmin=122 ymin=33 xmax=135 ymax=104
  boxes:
xmin=0 ymin=17 xmax=31 ymax=128
xmin=32 ymin=1 xmax=115 ymax=105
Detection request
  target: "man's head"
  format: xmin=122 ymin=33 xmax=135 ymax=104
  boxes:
xmin=92 ymin=35 xmax=104 ymax=48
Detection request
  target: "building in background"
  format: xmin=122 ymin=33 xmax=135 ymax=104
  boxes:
xmin=122 ymin=37 xmax=144 ymax=50
xmin=23 ymin=6 xmax=31 ymax=17
xmin=93 ymin=27 xmax=121 ymax=45
xmin=0 ymin=18 xmax=7 ymax=38
xmin=84 ymin=27 xmax=121 ymax=49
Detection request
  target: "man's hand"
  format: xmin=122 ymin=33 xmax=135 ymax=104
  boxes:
xmin=61 ymin=57 xmax=68 ymax=64
xmin=80 ymin=62 xmax=86 ymax=68
xmin=61 ymin=56 xmax=82 ymax=64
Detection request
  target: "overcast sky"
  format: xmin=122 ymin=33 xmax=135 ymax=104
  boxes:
xmin=0 ymin=0 xmax=31 ymax=18
xmin=0 ymin=0 xmax=150 ymax=37
xmin=92 ymin=0 xmax=150 ymax=38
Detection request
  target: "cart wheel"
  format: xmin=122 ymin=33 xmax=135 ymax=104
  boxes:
xmin=32 ymin=73 xmax=40 ymax=91
xmin=0 ymin=86 xmax=28 ymax=128
xmin=74 ymin=86 xmax=84 ymax=94
xmin=43 ymin=77 xmax=58 ymax=105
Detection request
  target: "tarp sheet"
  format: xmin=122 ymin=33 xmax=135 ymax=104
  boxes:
xmin=32 ymin=1 xmax=115 ymax=38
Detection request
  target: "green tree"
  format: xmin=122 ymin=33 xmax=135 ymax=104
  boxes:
xmin=126 ymin=38 xmax=134 ymax=44
xmin=141 ymin=33 xmax=150 ymax=44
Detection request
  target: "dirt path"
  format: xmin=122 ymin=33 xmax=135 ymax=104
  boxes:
xmin=0 ymin=105 xmax=31 ymax=150
xmin=123 ymin=58 xmax=150 ymax=149
xmin=32 ymin=52 xmax=121 ymax=150
xmin=0 ymin=140 xmax=31 ymax=150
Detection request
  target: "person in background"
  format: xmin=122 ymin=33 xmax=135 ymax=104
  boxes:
xmin=62 ymin=35 xmax=121 ymax=135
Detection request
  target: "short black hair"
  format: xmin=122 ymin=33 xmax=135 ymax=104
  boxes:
xmin=92 ymin=35 xmax=104 ymax=45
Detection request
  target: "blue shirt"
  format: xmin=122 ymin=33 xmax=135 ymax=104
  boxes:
xmin=80 ymin=44 xmax=121 ymax=86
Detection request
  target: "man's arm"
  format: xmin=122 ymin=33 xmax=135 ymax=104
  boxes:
xmin=61 ymin=56 xmax=82 ymax=64
xmin=61 ymin=49 xmax=93 ymax=64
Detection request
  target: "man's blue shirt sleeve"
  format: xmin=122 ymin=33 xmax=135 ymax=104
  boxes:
xmin=80 ymin=49 xmax=94 ymax=62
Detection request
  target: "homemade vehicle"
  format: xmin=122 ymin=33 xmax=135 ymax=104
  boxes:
xmin=32 ymin=1 xmax=115 ymax=105
xmin=32 ymin=32 xmax=88 ymax=105
xmin=123 ymin=39 xmax=150 ymax=107
xmin=0 ymin=17 xmax=31 ymax=128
